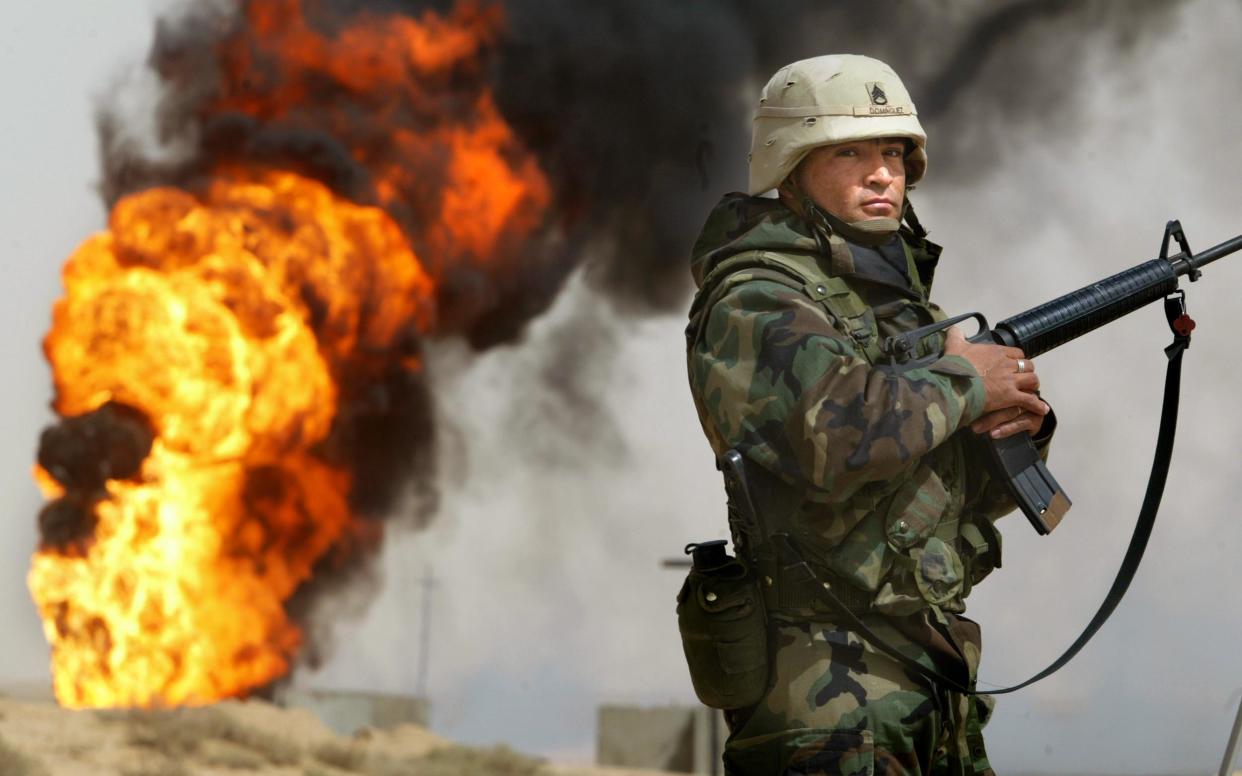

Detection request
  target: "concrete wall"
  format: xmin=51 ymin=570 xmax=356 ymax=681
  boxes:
xmin=597 ymin=704 xmax=726 ymax=775
xmin=0 ymin=681 xmax=54 ymax=704
xmin=277 ymin=688 xmax=430 ymax=737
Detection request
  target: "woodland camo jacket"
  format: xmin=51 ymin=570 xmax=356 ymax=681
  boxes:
xmin=686 ymin=193 xmax=1052 ymax=615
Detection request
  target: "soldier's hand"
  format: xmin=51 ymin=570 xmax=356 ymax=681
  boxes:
xmin=969 ymin=404 xmax=1050 ymax=439
xmin=943 ymin=327 xmax=1047 ymax=423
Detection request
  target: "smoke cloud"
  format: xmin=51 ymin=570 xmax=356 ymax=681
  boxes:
xmin=106 ymin=1 xmax=1185 ymax=327
xmin=488 ymin=0 xmax=1183 ymax=309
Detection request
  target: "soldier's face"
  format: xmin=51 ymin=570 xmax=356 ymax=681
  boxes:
xmin=792 ymin=138 xmax=907 ymax=222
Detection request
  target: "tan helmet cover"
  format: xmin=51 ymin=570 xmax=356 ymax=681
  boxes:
xmin=748 ymin=54 xmax=927 ymax=195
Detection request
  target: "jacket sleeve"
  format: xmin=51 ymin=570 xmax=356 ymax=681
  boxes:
xmin=689 ymin=278 xmax=987 ymax=504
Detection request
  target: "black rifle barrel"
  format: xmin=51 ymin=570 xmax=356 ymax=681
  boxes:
xmin=1188 ymin=234 xmax=1242 ymax=272
xmin=990 ymin=234 xmax=1242 ymax=358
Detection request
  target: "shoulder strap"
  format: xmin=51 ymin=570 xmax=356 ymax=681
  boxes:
xmin=902 ymin=199 xmax=943 ymax=293
xmin=688 ymin=250 xmax=884 ymax=363
xmin=898 ymin=239 xmax=929 ymax=300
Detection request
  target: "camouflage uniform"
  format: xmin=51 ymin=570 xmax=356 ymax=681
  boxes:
xmin=685 ymin=193 xmax=1053 ymax=775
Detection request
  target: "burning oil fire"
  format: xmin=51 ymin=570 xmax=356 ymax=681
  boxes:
xmin=30 ymin=0 xmax=549 ymax=708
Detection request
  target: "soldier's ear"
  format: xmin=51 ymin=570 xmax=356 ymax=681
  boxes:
xmin=777 ymin=167 xmax=804 ymax=201
xmin=775 ymin=179 xmax=799 ymax=212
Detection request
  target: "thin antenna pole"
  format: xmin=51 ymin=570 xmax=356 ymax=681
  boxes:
xmin=1219 ymin=694 xmax=1242 ymax=776
xmin=415 ymin=568 xmax=436 ymax=699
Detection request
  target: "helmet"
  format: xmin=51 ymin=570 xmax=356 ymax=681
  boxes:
xmin=748 ymin=54 xmax=927 ymax=196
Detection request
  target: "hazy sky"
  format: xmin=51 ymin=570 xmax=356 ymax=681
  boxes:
xmin=1 ymin=0 xmax=175 ymax=688
xmin=3 ymin=2 xmax=1242 ymax=774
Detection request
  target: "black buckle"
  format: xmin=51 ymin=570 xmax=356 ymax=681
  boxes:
xmin=1163 ymin=289 xmax=1195 ymax=358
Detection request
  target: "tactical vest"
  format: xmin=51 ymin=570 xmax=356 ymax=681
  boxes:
xmin=686 ymin=229 xmax=1002 ymax=620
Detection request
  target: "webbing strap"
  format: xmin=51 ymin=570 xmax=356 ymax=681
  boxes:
xmin=784 ymin=292 xmax=1194 ymax=696
xmin=690 ymin=250 xmax=883 ymax=363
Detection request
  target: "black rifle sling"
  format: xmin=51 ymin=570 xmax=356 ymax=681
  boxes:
xmin=784 ymin=292 xmax=1194 ymax=696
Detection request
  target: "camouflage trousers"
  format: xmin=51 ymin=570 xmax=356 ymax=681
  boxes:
xmin=722 ymin=615 xmax=995 ymax=776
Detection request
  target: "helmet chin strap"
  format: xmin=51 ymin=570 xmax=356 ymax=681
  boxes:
xmin=845 ymin=215 xmax=902 ymax=244
xmin=779 ymin=177 xmax=901 ymax=248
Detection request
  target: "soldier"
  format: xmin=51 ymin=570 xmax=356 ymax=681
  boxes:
xmin=684 ymin=55 xmax=1054 ymax=774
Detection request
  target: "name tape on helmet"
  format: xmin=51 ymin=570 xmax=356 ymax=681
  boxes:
xmin=755 ymin=105 xmax=915 ymax=119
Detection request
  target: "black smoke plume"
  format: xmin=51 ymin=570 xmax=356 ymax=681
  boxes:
xmin=37 ymin=402 xmax=154 ymax=552
xmin=99 ymin=0 xmax=1184 ymax=319
xmin=487 ymin=0 xmax=1181 ymax=309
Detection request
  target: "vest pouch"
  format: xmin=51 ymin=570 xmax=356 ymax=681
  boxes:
xmin=884 ymin=464 xmax=949 ymax=553
xmin=960 ymin=518 xmax=1003 ymax=585
xmin=872 ymin=464 xmax=962 ymax=615
xmin=675 ymin=544 xmax=769 ymax=710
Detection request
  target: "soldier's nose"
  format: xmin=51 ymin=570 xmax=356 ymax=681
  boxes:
xmin=869 ymin=165 xmax=894 ymax=186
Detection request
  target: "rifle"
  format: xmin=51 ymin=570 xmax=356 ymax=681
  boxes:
xmin=881 ymin=220 xmax=1242 ymax=535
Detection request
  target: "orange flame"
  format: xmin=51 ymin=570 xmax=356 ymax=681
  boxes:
xmin=210 ymin=0 xmax=550 ymax=275
xmin=30 ymin=0 xmax=549 ymax=708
